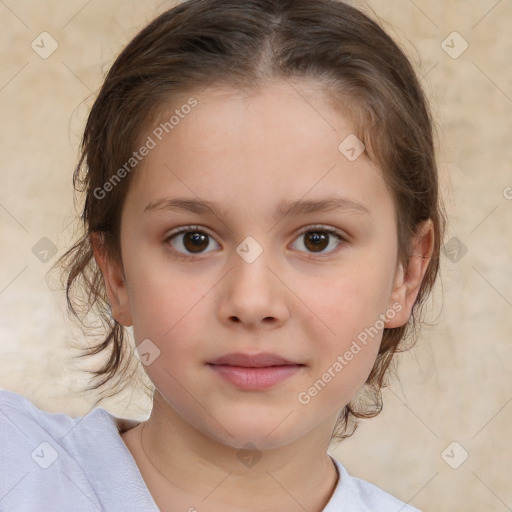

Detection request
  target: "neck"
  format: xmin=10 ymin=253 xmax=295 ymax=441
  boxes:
xmin=132 ymin=390 xmax=339 ymax=512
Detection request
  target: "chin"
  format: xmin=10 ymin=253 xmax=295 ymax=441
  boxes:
xmin=200 ymin=413 xmax=307 ymax=451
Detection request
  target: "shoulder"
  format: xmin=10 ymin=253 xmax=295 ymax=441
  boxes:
xmin=0 ymin=388 xmax=127 ymax=462
xmin=0 ymin=388 xmax=98 ymax=457
xmin=0 ymin=388 xmax=77 ymax=437
xmin=324 ymin=457 xmax=422 ymax=512
xmin=0 ymin=388 xmax=158 ymax=511
xmin=0 ymin=389 xmax=106 ymax=510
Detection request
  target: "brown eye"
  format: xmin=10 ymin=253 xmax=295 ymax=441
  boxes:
xmin=182 ymin=232 xmax=209 ymax=253
xmin=291 ymin=226 xmax=345 ymax=255
xmin=167 ymin=226 xmax=220 ymax=256
xmin=303 ymin=231 xmax=329 ymax=252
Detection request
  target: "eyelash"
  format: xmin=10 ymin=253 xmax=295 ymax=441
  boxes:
xmin=164 ymin=224 xmax=347 ymax=260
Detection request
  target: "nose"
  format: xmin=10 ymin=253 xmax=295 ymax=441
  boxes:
xmin=217 ymin=246 xmax=290 ymax=330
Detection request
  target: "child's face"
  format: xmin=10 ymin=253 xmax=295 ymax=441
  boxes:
xmin=104 ymin=79 xmax=411 ymax=448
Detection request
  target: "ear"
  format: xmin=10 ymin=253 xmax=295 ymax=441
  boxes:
xmin=385 ymin=219 xmax=435 ymax=328
xmin=90 ymin=232 xmax=133 ymax=327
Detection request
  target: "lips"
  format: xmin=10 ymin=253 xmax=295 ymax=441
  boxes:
xmin=208 ymin=352 xmax=301 ymax=368
xmin=207 ymin=352 xmax=304 ymax=390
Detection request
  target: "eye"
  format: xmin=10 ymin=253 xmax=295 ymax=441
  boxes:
xmin=165 ymin=224 xmax=346 ymax=258
xmin=165 ymin=225 xmax=220 ymax=256
xmin=290 ymin=225 xmax=346 ymax=255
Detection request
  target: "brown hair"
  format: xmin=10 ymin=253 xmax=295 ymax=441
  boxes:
xmin=54 ymin=0 xmax=446 ymax=440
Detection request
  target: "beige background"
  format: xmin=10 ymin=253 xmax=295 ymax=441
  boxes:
xmin=1 ymin=1 xmax=511 ymax=511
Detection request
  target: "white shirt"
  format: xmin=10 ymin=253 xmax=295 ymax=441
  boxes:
xmin=0 ymin=389 xmax=420 ymax=511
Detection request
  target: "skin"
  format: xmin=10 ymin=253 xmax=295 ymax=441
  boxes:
xmin=92 ymin=79 xmax=434 ymax=512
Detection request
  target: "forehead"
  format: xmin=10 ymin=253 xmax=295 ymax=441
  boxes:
xmin=126 ymin=79 xmax=393 ymax=222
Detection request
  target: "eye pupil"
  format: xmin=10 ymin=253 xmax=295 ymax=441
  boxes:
xmin=184 ymin=232 xmax=209 ymax=253
xmin=305 ymin=231 xmax=328 ymax=252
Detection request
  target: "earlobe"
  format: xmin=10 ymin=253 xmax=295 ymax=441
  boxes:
xmin=90 ymin=232 xmax=133 ymax=327
xmin=385 ymin=219 xmax=435 ymax=329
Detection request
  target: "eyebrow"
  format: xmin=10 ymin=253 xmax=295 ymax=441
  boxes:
xmin=143 ymin=195 xmax=371 ymax=220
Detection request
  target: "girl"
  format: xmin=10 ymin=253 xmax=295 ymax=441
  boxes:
xmin=0 ymin=0 xmax=445 ymax=510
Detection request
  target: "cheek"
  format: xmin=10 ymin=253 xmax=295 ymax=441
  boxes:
xmin=127 ymin=269 xmax=213 ymax=378
xmin=131 ymin=295 xmax=206 ymax=353
xmin=123 ymin=246 xmax=206 ymax=342
xmin=294 ymin=257 xmax=394 ymax=395
xmin=296 ymin=286 xmax=384 ymax=411
xmin=302 ymin=260 xmax=394 ymax=338
xmin=133 ymin=307 xmax=207 ymax=403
